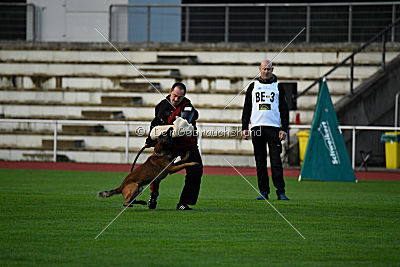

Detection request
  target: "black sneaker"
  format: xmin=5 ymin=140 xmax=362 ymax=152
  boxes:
xmin=277 ymin=193 xmax=290 ymax=200
xmin=148 ymin=192 xmax=159 ymax=209
xmin=176 ymin=203 xmax=192 ymax=210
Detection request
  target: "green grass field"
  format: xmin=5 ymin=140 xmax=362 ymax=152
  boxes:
xmin=1 ymin=168 xmax=399 ymax=266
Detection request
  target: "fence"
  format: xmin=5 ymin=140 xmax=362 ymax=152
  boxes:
xmin=1 ymin=2 xmax=399 ymax=43
xmin=298 ymin=16 xmax=400 ymax=98
xmin=1 ymin=119 xmax=399 ymax=169
xmin=110 ymin=2 xmax=400 ymax=43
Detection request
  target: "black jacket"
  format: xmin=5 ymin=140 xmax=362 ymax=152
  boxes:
xmin=241 ymin=75 xmax=289 ymax=132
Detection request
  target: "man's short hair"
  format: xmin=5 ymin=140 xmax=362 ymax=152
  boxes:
xmin=171 ymin=82 xmax=186 ymax=95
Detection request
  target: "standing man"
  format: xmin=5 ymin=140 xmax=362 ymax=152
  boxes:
xmin=241 ymin=59 xmax=290 ymax=201
xmin=145 ymin=82 xmax=203 ymax=210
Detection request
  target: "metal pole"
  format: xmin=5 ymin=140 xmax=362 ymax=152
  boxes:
xmin=185 ymin=6 xmax=190 ymax=42
xmin=108 ymin=5 xmax=113 ymax=41
xmin=265 ymin=6 xmax=269 ymax=42
xmin=125 ymin=123 xmax=129 ymax=163
xmin=30 ymin=3 xmax=36 ymax=41
xmin=306 ymin=5 xmax=310 ymax=42
xmin=395 ymin=92 xmax=400 ymax=131
xmin=352 ymin=127 xmax=356 ymax=170
xmin=53 ymin=121 xmax=58 ymax=162
xmin=392 ymin=4 xmax=396 ymax=42
xmin=225 ymin=6 xmax=229 ymax=42
xmin=147 ymin=6 xmax=151 ymax=42
xmin=348 ymin=5 xmax=352 ymax=43
xmin=382 ymin=34 xmax=386 ymax=70
xmin=350 ymin=55 xmax=354 ymax=94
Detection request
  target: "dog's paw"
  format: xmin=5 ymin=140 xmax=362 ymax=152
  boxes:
xmin=97 ymin=191 xmax=106 ymax=198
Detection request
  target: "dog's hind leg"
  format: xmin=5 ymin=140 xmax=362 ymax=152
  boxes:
xmin=128 ymin=185 xmax=144 ymax=203
xmin=123 ymin=183 xmax=144 ymax=207
xmin=98 ymin=186 xmax=122 ymax=198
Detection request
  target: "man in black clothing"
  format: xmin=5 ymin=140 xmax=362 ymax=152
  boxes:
xmin=145 ymin=82 xmax=203 ymax=210
xmin=241 ymin=59 xmax=290 ymax=201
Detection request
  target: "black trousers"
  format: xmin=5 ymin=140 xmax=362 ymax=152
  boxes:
xmin=177 ymin=146 xmax=203 ymax=205
xmin=251 ymin=126 xmax=285 ymax=195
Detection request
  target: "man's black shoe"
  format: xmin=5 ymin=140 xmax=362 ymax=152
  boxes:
xmin=277 ymin=193 xmax=290 ymax=200
xmin=148 ymin=192 xmax=159 ymax=209
xmin=176 ymin=203 xmax=192 ymax=210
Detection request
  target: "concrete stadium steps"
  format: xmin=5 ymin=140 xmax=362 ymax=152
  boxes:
xmin=1 ymin=49 xmax=398 ymax=65
xmin=0 ymin=62 xmax=382 ymax=81
xmin=61 ymin=125 xmax=107 ymax=134
xmin=0 ymin=73 xmax=367 ymax=97
xmin=0 ymin=86 xmax=346 ymax=107
xmin=100 ymin=96 xmax=143 ymax=105
xmin=0 ymin=102 xmax=317 ymax=124
xmin=0 ymin=48 xmax=395 ymax=94
xmin=81 ymin=110 xmax=125 ymax=119
xmin=42 ymin=139 xmax=85 ymax=149
xmin=0 ymin=86 xmax=348 ymax=107
xmin=1 ymin=44 xmax=399 ymax=165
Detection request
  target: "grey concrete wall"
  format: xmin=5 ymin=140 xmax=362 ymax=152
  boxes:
xmin=28 ymin=0 xmax=128 ymax=42
xmin=335 ymin=54 xmax=400 ymax=166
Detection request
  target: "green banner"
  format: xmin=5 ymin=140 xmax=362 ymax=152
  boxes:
xmin=299 ymin=80 xmax=356 ymax=182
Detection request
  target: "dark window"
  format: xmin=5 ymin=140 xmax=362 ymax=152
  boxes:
xmin=0 ymin=0 xmax=27 ymax=40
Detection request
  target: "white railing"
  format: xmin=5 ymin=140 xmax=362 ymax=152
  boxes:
xmin=0 ymin=118 xmax=399 ymax=169
xmin=289 ymin=124 xmax=400 ymax=169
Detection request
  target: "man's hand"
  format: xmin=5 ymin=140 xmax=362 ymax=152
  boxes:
xmin=242 ymin=130 xmax=250 ymax=140
xmin=279 ymin=130 xmax=287 ymax=141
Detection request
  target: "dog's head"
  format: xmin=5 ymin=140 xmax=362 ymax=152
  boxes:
xmin=154 ymin=127 xmax=173 ymax=154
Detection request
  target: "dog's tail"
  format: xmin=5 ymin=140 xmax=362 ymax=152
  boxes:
xmin=98 ymin=187 xmax=121 ymax=198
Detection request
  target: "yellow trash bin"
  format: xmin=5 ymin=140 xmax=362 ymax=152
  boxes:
xmin=381 ymin=132 xmax=400 ymax=169
xmin=296 ymin=130 xmax=310 ymax=166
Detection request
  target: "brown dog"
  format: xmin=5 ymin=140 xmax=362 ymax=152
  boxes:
xmin=98 ymin=127 xmax=198 ymax=207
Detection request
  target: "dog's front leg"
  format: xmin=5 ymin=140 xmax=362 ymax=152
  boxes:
xmin=173 ymin=151 xmax=190 ymax=166
xmin=167 ymin=162 xmax=198 ymax=174
xmin=180 ymin=151 xmax=190 ymax=161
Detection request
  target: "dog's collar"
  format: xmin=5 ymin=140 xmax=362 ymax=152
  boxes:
xmin=153 ymin=152 xmax=165 ymax=156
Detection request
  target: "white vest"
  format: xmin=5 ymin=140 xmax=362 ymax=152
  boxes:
xmin=250 ymin=80 xmax=281 ymax=128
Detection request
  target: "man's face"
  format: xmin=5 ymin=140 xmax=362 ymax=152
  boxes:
xmin=170 ymin=86 xmax=185 ymax=106
xmin=259 ymin=61 xmax=274 ymax=80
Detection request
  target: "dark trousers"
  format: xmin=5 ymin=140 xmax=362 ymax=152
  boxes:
xmin=151 ymin=146 xmax=203 ymax=205
xmin=178 ymin=146 xmax=203 ymax=205
xmin=251 ymin=126 xmax=285 ymax=196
